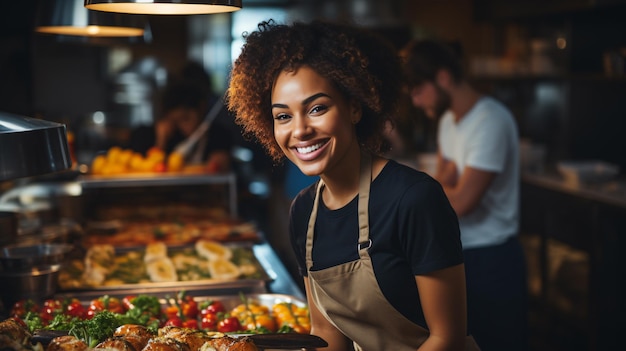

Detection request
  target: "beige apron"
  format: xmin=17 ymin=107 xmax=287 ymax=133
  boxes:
xmin=305 ymin=152 xmax=480 ymax=351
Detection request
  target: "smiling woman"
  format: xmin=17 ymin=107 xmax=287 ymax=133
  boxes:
xmin=227 ymin=20 xmax=400 ymax=164
xmin=227 ymin=20 xmax=480 ymax=351
xmin=271 ymin=66 xmax=360 ymax=178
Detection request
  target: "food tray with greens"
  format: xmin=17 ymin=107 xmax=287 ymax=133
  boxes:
xmin=5 ymin=292 xmax=323 ymax=351
xmin=57 ymin=240 xmax=271 ymax=292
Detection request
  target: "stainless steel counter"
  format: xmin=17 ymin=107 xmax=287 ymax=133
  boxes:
xmin=253 ymin=241 xmax=304 ymax=299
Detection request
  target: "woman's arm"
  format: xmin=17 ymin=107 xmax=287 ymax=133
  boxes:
xmin=304 ymin=277 xmax=351 ymax=351
xmin=415 ymin=264 xmax=468 ymax=351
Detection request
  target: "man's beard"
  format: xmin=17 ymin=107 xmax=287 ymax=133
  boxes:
xmin=433 ymin=84 xmax=452 ymax=119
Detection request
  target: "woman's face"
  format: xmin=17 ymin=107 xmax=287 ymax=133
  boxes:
xmin=271 ymin=65 xmax=360 ymax=177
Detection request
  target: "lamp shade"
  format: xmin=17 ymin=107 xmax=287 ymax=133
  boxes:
xmin=0 ymin=113 xmax=72 ymax=181
xmin=36 ymin=0 xmax=146 ymax=37
xmin=84 ymin=0 xmax=242 ymax=15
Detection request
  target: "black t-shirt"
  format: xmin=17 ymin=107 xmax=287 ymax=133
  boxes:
xmin=289 ymin=160 xmax=463 ymax=328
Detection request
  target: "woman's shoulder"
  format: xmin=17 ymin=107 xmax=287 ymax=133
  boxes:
xmin=289 ymin=181 xmax=319 ymax=214
xmin=378 ymin=159 xmax=437 ymax=187
xmin=375 ymin=160 xmax=447 ymax=204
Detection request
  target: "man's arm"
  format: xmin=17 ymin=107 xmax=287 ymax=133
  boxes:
xmin=441 ymin=165 xmax=496 ymax=217
xmin=433 ymin=151 xmax=458 ymax=187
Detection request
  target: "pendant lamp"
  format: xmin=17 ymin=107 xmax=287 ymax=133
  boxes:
xmin=0 ymin=113 xmax=72 ymax=181
xmin=36 ymin=0 xmax=146 ymax=37
xmin=84 ymin=0 xmax=242 ymax=15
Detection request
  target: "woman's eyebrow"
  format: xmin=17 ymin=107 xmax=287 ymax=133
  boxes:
xmin=271 ymin=103 xmax=288 ymax=109
xmin=271 ymin=92 xmax=331 ymax=110
xmin=302 ymin=92 xmax=330 ymax=105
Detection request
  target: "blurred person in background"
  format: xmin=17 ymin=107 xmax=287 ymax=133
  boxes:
xmin=130 ymin=61 xmax=233 ymax=172
xmin=403 ymin=39 xmax=528 ymax=351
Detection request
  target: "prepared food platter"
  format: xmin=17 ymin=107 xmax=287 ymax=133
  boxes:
xmin=2 ymin=292 xmax=325 ymax=351
xmin=57 ymin=240 xmax=271 ymax=292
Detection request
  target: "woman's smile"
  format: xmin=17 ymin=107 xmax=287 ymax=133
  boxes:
xmin=296 ymin=141 xmax=326 ymax=154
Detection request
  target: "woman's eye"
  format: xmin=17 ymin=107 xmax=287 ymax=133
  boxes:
xmin=310 ymin=105 xmax=328 ymax=115
xmin=273 ymin=113 xmax=291 ymax=121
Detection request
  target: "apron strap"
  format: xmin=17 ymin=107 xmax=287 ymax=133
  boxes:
xmin=305 ymin=152 xmax=373 ymax=269
xmin=305 ymin=179 xmax=324 ymax=269
xmin=357 ymin=152 xmax=372 ymax=259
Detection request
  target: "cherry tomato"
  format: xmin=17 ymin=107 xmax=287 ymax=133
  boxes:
xmin=65 ymin=299 xmax=86 ymax=318
xmin=40 ymin=299 xmax=63 ymax=323
xmin=10 ymin=299 xmax=39 ymax=319
xmin=89 ymin=296 xmax=125 ymax=314
xmin=180 ymin=296 xmax=198 ymax=319
xmin=182 ymin=319 xmax=198 ymax=329
xmin=217 ymin=316 xmax=242 ymax=333
xmin=122 ymin=295 xmax=137 ymax=310
xmin=43 ymin=299 xmax=63 ymax=312
xmin=201 ymin=300 xmax=225 ymax=316
xmin=201 ymin=313 xmax=218 ymax=331
xmin=164 ymin=317 xmax=183 ymax=327
xmin=170 ymin=292 xmax=198 ymax=320
xmin=164 ymin=305 xmax=180 ymax=320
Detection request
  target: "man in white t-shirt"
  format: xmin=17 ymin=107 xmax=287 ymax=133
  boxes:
xmin=402 ymin=39 xmax=528 ymax=351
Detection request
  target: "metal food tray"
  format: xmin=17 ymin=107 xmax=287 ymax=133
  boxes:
xmin=56 ymin=242 xmax=273 ymax=298
xmin=78 ymin=172 xmax=236 ymax=189
xmin=77 ymin=172 xmax=238 ymax=217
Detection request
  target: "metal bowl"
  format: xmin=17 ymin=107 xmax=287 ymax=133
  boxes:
xmin=0 ymin=243 xmax=73 ymax=271
xmin=0 ymin=265 xmax=61 ymax=311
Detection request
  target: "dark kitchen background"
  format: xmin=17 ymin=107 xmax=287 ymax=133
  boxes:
xmin=1 ymin=1 xmax=625 ymax=350
xmin=2 ymin=0 xmax=626 ymax=170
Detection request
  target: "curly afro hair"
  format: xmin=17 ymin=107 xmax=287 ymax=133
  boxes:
xmin=227 ymin=19 xmax=404 ymax=163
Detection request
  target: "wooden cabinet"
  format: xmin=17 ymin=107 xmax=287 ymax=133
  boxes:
xmin=520 ymin=174 xmax=626 ymax=350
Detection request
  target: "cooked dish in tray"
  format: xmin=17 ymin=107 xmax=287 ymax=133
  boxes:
xmin=58 ymin=241 xmax=269 ymax=290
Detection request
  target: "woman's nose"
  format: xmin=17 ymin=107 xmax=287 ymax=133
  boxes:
xmin=292 ymin=116 xmax=312 ymax=139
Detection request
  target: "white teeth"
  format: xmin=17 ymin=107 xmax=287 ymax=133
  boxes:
xmin=296 ymin=142 xmax=324 ymax=154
